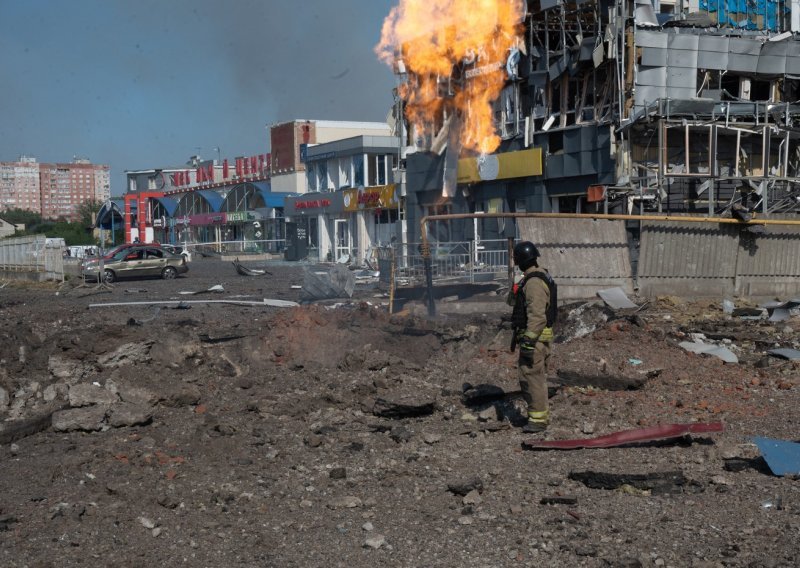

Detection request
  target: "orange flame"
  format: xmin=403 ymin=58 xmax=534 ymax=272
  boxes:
xmin=376 ymin=0 xmax=523 ymax=155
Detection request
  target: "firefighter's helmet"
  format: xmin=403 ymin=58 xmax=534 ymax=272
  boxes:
xmin=513 ymin=241 xmax=540 ymax=271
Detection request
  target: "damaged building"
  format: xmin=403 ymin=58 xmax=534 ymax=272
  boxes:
xmin=400 ymin=0 xmax=800 ymax=244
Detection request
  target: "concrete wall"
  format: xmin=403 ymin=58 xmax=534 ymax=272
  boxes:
xmin=638 ymin=220 xmax=800 ymax=299
xmin=517 ymin=218 xmax=634 ymax=301
xmin=516 ymin=216 xmax=800 ymax=301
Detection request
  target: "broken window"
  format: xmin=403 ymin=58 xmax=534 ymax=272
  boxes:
xmin=317 ymin=162 xmax=328 ymax=192
xmin=338 ymin=157 xmax=351 ymax=190
xmin=368 ymin=154 xmax=387 ymax=186
xmin=353 ymin=154 xmax=364 ymax=187
xmin=557 ymin=195 xmax=586 ymax=213
xmin=549 ymin=131 xmax=564 ymax=154
xmin=306 ymin=164 xmax=317 ymax=192
xmin=494 ymin=83 xmax=521 ymax=139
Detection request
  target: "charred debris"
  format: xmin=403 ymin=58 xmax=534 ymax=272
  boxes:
xmin=399 ymin=0 xmax=800 ymax=217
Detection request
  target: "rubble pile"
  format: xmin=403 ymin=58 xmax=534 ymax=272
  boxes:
xmin=0 ymin=264 xmax=799 ymax=567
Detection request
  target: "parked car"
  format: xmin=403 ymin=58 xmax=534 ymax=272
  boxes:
xmin=161 ymin=244 xmax=192 ymax=263
xmin=83 ymin=244 xmax=188 ymax=283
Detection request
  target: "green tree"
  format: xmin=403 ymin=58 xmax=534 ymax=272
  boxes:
xmin=1 ymin=208 xmax=42 ymax=228
xmin=75 ymin=199 xmax=103 ymax=227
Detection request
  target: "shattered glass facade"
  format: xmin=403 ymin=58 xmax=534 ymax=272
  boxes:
xmin=402 ymin=0 xmax=800 ymax=242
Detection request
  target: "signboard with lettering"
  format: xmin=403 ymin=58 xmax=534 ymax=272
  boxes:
xmin=295 ymin=199 xmax=331 ymax=210
xmin=343 ymin=184 xmax=398 ymax=212
xmin=226 ymin=211 xmax=254 ymax=223
xmin=457 ymin=148 xmax=543 ymax=184
xmin=189 ymin=213 xmax=226 ymax=226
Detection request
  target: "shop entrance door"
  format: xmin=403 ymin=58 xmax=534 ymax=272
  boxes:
xmin=334 ymin=219 xmax=350 ymax=261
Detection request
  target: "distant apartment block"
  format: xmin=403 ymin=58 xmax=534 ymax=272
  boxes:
xmin=0 ymin=156 xmax=110 ymax=221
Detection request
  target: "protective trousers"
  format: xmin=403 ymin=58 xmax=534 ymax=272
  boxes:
xmin=518 ymin=341 xmax=551 ymax=423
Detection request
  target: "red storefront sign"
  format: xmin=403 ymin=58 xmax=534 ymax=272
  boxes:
xmin=295 ymin=199 xmax=331 ymax=210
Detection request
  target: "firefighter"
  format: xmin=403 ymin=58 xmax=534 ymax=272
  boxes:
xmin=510 ymin=241 xmax=556 ymax=434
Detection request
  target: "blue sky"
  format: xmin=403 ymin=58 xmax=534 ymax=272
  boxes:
xmin=0 ymin=0 xmax=397 ymax=196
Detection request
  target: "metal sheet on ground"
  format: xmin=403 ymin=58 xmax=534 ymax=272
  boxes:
xmin=523 ymin=422 xmax=724 ymax=450
xmin=753 ymin=437 xmax=800 ymax=476
xmin=597 ymin=287 xmax=638 ymax=309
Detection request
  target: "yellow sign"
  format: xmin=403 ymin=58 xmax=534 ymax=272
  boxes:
xmin=343 ymin=184 xmax=398 ymax=212
xmin=457 ymin=148 xmax=543 ymax=184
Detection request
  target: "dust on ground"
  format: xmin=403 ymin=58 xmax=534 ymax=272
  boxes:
xmin=1 ymin=258 xmax=799 ymax=567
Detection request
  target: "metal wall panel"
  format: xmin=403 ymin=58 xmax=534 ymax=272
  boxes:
xmin=563 ymin=152 xmax=581 ymax=175
xmin=545 ymin=154 xmax=564 ymax=178
xmin=580 ymin=125 xmax=599 ymax=151
xmin=697 ymin=49 xmax=728 ymax=70
xmin=642 ymin=47 xmax=668 ymax=67
xmin=757 ymin=42 xmax=789 ymax=74
xmin=698 ymin=36 xmax=730 ymax=53
xmin=638 ymin=66 xmax=668 ymax=86
xmin=729 ymin=39 xmax=761 ymax=55
xmin=635 ymin=30 xmax=668 ymax=49
xmin=787 ymin=42 xmax=800 ymax=74
xmin=667 ymin=66 xmax=697 ymax=88
xmin=668 ymin=34 xmax=699 ymax=51
xmin=666 ymin=87 xmax=696 ymax=99
xmin=564 ymin=128 xmax=582 ymax=153
xmin=667 ymin=49 xmax=699 ymax=69
xmin=728 ymin=54 xmax=759 ymax=73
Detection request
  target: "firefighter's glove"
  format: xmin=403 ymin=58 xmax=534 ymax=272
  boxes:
xmin=539 ymin=327 xmax=554 ymax=343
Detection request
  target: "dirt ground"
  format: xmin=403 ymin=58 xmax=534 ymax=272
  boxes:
xmin=1 ymin=257 xmax=799 ymax=567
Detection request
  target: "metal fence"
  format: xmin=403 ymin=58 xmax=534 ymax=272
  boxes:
xmin=183 ymin=239 xmax=286 ymax=256
xmin=394 ymin=240 xmax=509 ymax=285
xmin=0 ymin=235 xmax=65 ymax=281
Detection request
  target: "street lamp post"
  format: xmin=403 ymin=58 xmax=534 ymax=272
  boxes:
xmin=213 ymin=147 xmax=221 ymax=165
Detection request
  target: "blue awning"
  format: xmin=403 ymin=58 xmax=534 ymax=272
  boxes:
xmin=151 ymin=196 xmax=179 ymax=217
xmin=249 ymin=181 xmax=295 ymax=208
xmin=196 ymin=190 xmax=224 ymax=212
xmin=95 ymin=199 xmax=125 ymax=229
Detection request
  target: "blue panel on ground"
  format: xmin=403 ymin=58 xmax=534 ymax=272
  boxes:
xmin=753 ymin=437 xmax=800 ymax=476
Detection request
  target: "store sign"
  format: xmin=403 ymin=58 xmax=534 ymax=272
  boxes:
xmin=457 ymin=148 xmax=543 ymax=184
xmin=226 ymin=211 xmax=254 ymax=223
xmin=295 ymin=199 xmax=331 ymax=210
xmin=189 ymin=213 xmax=226 ymax=226
xmin=343 ymin=184 xmax=398 ymax=212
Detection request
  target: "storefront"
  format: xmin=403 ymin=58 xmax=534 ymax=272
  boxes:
xmin=284 ymin=192 xmax=346 ymax=262
xmin=342 ymin=184 xmax=401 ymax=251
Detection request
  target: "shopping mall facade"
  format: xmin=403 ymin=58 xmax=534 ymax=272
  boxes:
xmin=95 ymin=120 xmax=399 ymax=258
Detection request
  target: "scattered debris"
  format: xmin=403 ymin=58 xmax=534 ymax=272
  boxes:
xmin=179 ymin=284 xmax=225 ymax=295
xmin=89 ymin=299 xmax=299 ymax=308
xmin=540 ymin=495 xmax=578 ymax=505
xmin=555 ymin=369 xmax=647 ymax=391
xmin=732 ymin=307 xmax=764 ymax=318
xmin=523 ymin=422 xmax=724 ymax=450
xmin=354 ymin=269 xmax=380 ymax=281
xmin=760 ymin=297 xmax=800 ymax=322
xmin=372 ymin=396 xmax=436 ymax=419
xmin=753 ymin=437 xmax=800 ymax=477
xmin=447 ymin=477 xmax=483 ymax=496
xmin=679 ymin=341 xmax=739 ymax=363
xmin=300 ymin=265 xmax=355 ymax=301
xmin=568 ymin=470 xmax=698 ymax=495
xmin=233 ymin=258 xmax=272 ymax=277
xmin=198 ymin=333 xmax=246 ymax=344
xmin=768 ymin=348 xmax=800 ymax=361
xmin=597 ymin=287 xmax=638 ymax=310
xmin=128 ymin=307 xmax=162 ymax=325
